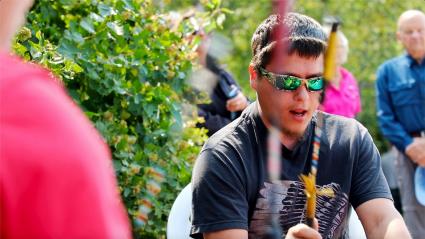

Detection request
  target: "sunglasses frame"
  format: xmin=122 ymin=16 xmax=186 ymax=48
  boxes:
xmin=259 ymin=67 xmax=325 ymax=92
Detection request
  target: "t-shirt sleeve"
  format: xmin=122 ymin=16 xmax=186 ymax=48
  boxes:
xmin=190 ymin=148 xmax=249 ymax=238
xmin=349 ymin=124 xmax=392 ymax=208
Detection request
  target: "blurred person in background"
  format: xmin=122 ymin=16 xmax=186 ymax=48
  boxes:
xmin=193 ymin=31 xmax=250 ymax=136
xmin=0 ymin=0 xmax=131 ymax=238
xmin=320 ymin=27 xmax=361 ymax=118
xmin=172 ymin=9 xmax=250 ymax=136
xmin=375 ymin=9 xmax=425 ymax=239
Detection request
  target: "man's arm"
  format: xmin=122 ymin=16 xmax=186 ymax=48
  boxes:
xmin=356 ymin=198 xmax=410 ymax=238
xmin=191 ymin=148 xmax=250 ymax=237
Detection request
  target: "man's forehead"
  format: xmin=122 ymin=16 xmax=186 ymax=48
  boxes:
xmin=267 ymin=53 xmax=324 ymax=77
xmin=398 ymin=11 xmax=425 ymax=30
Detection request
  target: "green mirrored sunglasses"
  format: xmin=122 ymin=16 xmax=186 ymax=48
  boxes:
xmin=259 ymin=67 xmax=324 ymax=92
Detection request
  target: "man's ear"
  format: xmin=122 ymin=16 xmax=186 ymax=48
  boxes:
xmin=248 ymin=65 xmax=258 ymax=90
xmin=396 ymin=31 xmax=402 ymax=42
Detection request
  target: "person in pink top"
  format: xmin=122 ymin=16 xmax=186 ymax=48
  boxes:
xmin=0 ymin=0 xmax=131 ymax=238
xmin=321 ymin=29 xmax=362 ymax=118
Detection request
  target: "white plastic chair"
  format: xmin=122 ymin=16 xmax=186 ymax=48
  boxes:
xmin=166 ymin=183 xmax=366 ymax=239
xmin=167 ymin=183 xmax=192 ymax=239
xmin=348 ymin=206 xmax=367 ymax=239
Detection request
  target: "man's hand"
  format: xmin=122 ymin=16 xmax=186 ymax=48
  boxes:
xmin=285 ymin=219 xmax=321 ymax=239
xmin=226 ymin=92 xmax=249 ymax=112
xmin=405 ymin=137 xmax=425 ymax=166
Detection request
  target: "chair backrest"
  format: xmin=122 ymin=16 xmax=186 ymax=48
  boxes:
xmin=166 ymin=183 xmax=366 ymax=239
xmin=167 ymin=183 xmax=192 ymax=239
xmin=348 ymin=206 xmax=367 ymax=239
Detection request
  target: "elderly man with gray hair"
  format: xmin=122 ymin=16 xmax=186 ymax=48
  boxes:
xmin=376 ymin=9 xmax=425 ymax=239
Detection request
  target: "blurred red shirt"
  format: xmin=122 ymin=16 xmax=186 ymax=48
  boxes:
xmin=0 ymin=52 xmax=131 ymax=238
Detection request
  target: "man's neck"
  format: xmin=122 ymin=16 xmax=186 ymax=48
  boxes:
xmin=256 ymin=102 xmax=302 ymax=150
xmin=409 ymin=52 xmax=425 ymax=65
xmin=278 ymin=134 xmax=299 ymax=150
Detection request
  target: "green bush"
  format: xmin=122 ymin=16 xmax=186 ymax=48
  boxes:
xmin=13 ymin=0 xmax=228 ymax=237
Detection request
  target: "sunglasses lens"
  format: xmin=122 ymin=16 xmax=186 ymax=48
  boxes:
xmin=274 ymin=76 xmax=287 ymax=90
xmin=307 ymin=78 xmax=324 ymax=91
xmin=282 ymin=76 xmax=301 ymax=90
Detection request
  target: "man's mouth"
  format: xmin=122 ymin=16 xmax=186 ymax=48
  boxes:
xmin=290 ymin=109 xmax=307 ymax=117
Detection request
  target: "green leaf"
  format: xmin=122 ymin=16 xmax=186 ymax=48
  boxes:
xmin=94 ymin=120 xmax=108 ymax=135
xmin=216 ymin=13 xmax=226 ymax=27
xmin=29 ymin=43 xmax=42 ymax=59
xmin=113 ymin=160 xmax=122 ymax=171
xmin=13 ymin=43 xmax=28 ymax=56
xmin=80 ymin=17 xmax=95 ymax=34
xmin=98 ymin=3 xmax=116 ymax=18
xmin=123 ymin=188 xmax=131 ymax=197
xmin=220 ymin=8 xmax=234 ymax=14
xmin=116 ymin=138 xmax=127 ymax=151
xmin=86 ymin=67 xmax=100 ymax=80
xmin=107 ymin=21 xmax=124 ymax=36
xmin=90 ymin=12 xmax=104 ymax=22
xmin=170 ymin=105 xmax=182 ymax=131
xmin=67 ymin=60 xmax=83 ymax=73
xmin=35 ymin=30 xmax=42 ymax=41
xmin=58 ymin=40 xmax=79 ymax=58
xmin=71 ymin=31 xmax=84 ymax=44
xmin=212 ymin=0 xmax=222 ymax=6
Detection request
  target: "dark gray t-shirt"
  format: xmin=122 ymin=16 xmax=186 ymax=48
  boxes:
xmin=191 ymin=103 xmax=391 ymax=239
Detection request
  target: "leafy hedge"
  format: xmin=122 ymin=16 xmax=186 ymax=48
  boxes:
xmin=13 ymin=0 xmax=227 ymax=237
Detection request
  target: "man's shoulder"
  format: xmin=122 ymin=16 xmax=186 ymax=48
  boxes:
xmin=378 ymin=55 xmax=410 ymax=70
xmin=204 ymin=113 xmax=253 ymax=151
xmin=322 ymin=111 xmax=359 ymax=125
xmin=202 ymin=103 xmax=260 ymax=153
xmin=321 ymin=112 xmax=366 ymax=138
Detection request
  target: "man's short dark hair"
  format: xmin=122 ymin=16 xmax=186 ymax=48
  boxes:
xmin=251 ymin=13 xmax=327 ymax=71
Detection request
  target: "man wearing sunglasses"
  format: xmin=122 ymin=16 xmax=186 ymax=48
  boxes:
xmin=191 ymin=12 xmax=410 ymax=239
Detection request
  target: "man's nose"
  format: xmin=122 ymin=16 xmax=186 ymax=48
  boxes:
xmin=411 ymin=30 xmax=422 ymax=38
xmin=294 ymin=82 xmax=309 ymax=101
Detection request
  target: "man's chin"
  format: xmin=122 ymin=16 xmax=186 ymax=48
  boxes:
xmin=280 ymin=127 xmax=305 ymax=139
